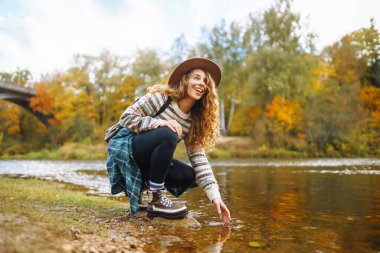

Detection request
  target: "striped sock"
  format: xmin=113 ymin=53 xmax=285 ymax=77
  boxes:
xmin=149 ymin=181 xmax=165 ymax=191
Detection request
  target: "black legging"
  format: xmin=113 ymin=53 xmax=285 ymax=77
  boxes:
xmin=132 ymin=127 xmax=196 ymax=188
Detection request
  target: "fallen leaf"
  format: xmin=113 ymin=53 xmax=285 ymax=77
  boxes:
xmin=248 ymin=241 xmax=263 ymax=248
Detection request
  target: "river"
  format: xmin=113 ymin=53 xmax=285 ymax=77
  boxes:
xmin=1 ymin=158 xmax=379 ymax=252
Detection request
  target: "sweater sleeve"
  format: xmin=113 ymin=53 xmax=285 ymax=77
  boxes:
xmin=119 ymin=92 xmax=166 ymax=133
xmin=186 ymin=145 xmax=221 ymax=202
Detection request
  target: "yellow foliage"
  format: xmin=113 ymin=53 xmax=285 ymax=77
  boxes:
xmin=0 ymin=103 xmax=21 ymax=135
xmin=265 ymin=96 xmax=302 ymax=131
xmin=47 ymin=73 xmax=93 ymax=127
xmin=310 ymin=60 xmax=336 ymax=93
xmin=8 ymin=124 xmax=20 ymax=135
xmin=229 ymin=106 xmax=261 ymax=135
xmin=326 ymin=34 xmax=368 ymax=85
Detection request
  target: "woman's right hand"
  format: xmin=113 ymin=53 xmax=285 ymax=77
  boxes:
xmin=159 ymin=120 xmax=182 ymax=136
xmin=213 ymin=198 xmax=231 ymax=225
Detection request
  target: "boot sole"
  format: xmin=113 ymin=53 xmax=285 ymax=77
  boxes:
xmin=137 ymin=206 xmax=148 ymax=211
xmin=147 ymin=208 xmax=188 ymax=219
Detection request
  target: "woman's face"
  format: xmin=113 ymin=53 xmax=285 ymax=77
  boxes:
xmin=185 ymin=69 xmax=208 ymax=101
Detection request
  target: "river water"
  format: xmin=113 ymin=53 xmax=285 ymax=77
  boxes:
xmin=1 ymin=158 xmax=379 ymax=252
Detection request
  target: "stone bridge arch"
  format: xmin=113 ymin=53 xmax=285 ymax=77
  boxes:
xmin=0 ymin=81 xmax=54 ymax=128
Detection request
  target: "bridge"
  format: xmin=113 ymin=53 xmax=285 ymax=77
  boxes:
xmin=0 ymin=81 xmax=53 ymax=127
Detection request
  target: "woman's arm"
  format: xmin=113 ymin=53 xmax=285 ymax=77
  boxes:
xmin=186 ymin=146 xmax=231 ymax=224
xmin=186 ymin=147 xmax=221 ymax=201
xmin=119 ymin=92 xmax=167 ymax=133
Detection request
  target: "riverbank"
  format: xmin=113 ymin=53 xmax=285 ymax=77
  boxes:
xmin=0 ymin=177 xmax=154 ymax=252
xmin=2 ymin=136 xmax=378 ymax=160
xmin=0 ymin=136 xmax=308 ymax=160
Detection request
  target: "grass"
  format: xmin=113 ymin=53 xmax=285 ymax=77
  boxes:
xmin=57 ymin=143 xmax=107 ymax=160
xmin=175 ymin=136 xmax=307 ymax=160
xmin=0 ymin=177 xmax=127 ymax=216
xmin=0 ymin=177 xmax=131 ymax=252
xmin=1 ymin=142 xmax=107 ymax=160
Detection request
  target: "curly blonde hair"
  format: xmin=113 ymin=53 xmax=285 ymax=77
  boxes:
xmin=147 ymin=69 xmax=220 ymax=150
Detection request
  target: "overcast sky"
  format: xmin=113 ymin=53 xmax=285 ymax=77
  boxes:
xmin=0 ymin=0 xmax=378 ymax=81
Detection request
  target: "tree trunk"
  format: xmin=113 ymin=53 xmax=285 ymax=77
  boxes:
xmin=219 ymin=98 xmax=228 ymax=136
xmin=227 ymin=90 xmax=236 ymax=132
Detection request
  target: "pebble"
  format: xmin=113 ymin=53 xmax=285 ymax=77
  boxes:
xmin=62 ymin=244 xmax=73 ymax=252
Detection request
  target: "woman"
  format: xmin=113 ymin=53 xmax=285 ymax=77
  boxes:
xmin=106 ymin=57 xmax=231 ymax=225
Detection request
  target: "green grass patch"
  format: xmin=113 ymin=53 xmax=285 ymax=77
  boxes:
xmin=58 ymin=143 xmax=107 ymax=160
xmin=174 ymin=136 xmax=307 ymax=160
xmin=0 ymin=177 xmax=127 ymax=214
xmin=0 ymin=177 xmax=129 ymax=252
xmin=1 ymin=149 xmax=60 ymax=159
xmin=1 ymin=142 xmax=107 ymax=160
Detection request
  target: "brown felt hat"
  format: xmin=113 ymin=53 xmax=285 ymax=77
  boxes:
xmin=168 ymin=57 xmax=222 ymax=88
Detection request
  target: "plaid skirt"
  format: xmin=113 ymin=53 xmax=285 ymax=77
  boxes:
xmin=106 ymin=128 xmax=194 ymax=214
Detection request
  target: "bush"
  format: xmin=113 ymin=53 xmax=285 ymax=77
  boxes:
xmin=58 ymin=143 xmax=107 ymax=160
xmin=2 ymin=144 xmax=34 ymax=156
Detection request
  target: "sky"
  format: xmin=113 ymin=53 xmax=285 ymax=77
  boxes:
xmin=0 ymin=0 xmax=379 ymax=81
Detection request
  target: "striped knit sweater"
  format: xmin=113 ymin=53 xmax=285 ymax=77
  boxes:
xmin=119 ymin=91 xmax=221 ymax=202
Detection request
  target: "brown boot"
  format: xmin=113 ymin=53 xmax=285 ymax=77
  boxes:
xmin=138 ymin=183 xmax=150 ymax=211
xmin=147 ymin=189 xmax=188 ymax=219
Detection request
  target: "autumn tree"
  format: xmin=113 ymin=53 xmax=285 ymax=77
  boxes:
xmin=44 ymin=50 xmax=139 ymax=143
xmin=244 ymin=0 xmax=316 ymax=106
xmin=315 ymin=20 xmax=380 ymax=155
xmin=131 ymin=49 xmax=169 ymax=98
xmin=195 ymin=19 xmax=248 ymax=134
xmin=0 ymin=68 xmax=32 ymax=86
xmin=29 ymin=83 xmax=54 ymax=116
xmin=323 ymin=19 xmax=380 ymax=86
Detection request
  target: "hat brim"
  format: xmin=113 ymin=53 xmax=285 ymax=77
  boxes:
xmin=168 ymin=58 xmax=222 ymax=88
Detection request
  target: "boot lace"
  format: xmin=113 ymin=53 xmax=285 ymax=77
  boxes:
xmin=158 ymin=189 xmax=173 ymax=207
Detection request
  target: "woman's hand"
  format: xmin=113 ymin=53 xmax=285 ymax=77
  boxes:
xmin=213 ymin=198 xmax=231 ymax=225
xmin=159 ymin=120 xmax=182 ymax=136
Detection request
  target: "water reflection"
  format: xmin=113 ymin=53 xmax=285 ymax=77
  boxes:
xmin=205 ymin=226 xmax=231 ymax=253
xmin=0 ymin=159 xmax=380 ymax=252
xmin=205 ymin=165 xmax=380 ymax=252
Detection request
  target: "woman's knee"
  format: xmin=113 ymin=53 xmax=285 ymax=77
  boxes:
xmin=165 ymin=160 xmax=196 ymax=188
xmin=155 ymin=127 xmax=178 ymax=148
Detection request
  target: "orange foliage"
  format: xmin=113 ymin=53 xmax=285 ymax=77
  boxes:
xmin=265 ymin=96 xmax=302 ymax=131
xmin=371 ymin=111 xmax=380 ymax=127
xmin=359 ymin=85 xmax=380 ymax=127
xmin=29 ymin=83 xmax=54 ymax=115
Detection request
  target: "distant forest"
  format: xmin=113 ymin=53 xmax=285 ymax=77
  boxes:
xmin=1 ymin=0 xmax=379 ymax=157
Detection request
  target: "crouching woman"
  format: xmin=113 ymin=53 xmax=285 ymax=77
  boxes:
xmin=105 ymin=57 xmax=231 ymax=224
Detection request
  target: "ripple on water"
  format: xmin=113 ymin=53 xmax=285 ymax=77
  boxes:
xmin=293 ymin=169 xmax=380 ymax=175
xmin=207 ymin=221 xmax=225 ymax=226
xmin=210 ymin=158 xmax=380 ymax=167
